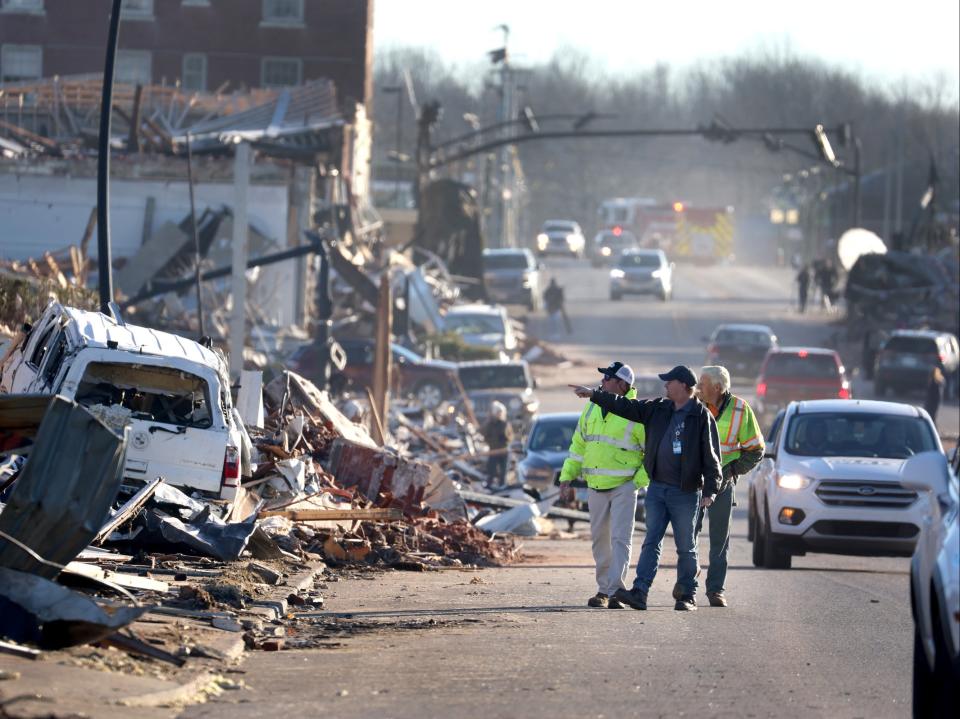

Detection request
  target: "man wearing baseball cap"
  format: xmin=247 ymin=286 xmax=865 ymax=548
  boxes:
xmin=559 ymin=362 xmax=648 ymax=609
xmin=570 ymin=364 xmax=722 ymax=611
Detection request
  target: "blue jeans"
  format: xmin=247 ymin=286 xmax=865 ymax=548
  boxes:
xmin=633 ymin=481 xmax=701 ymax=596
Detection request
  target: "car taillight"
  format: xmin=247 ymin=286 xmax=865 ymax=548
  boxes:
xmin=707 ymin=343 xmax=718 ymax=356
xmin=838 ymin=387 xmax=850 ymax=399
xmin=756 ymin=381 xmax=767 ymax=397
xmin=222 ymin=446 xmax=240 ymax=487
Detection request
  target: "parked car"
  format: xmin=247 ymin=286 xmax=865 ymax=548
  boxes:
xmin=609 ymin=248 xmax=673 ymax=301
xmin=287 ymin=339 xmax=457 ymax=409
xmin=900 ymin=450 xmax=959 ymax=715
xmin=705 ymin=324 xmax=778 ymax=379
xmin=444 ymin=303 xmax=518 ymax=356
xmin=873 ymin=329 xmax=960 ymax=399
xmin=482 ymin=247 xmax=543 ymax=310
xmin=536 ymin=219 xmax=586 ymax=258
xmin=457 ymin=360 xmax=539 ymax=427
xmin=515 ymin=411 xmax=647 ymax=523
xmin=0 ymin=302 xmax=248 ymax=500
xmin=747 ymin=399 xmax=942 ymax=569
xmin=754 ymin=347 xmax=851 ymax=430
xmin=515 ymin=411 xmax=580 ymax=494
xmin=590 ymin=228 xmax=638 ymax=267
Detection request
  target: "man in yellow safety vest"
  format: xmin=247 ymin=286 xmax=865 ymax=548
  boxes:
xmin=560 ymin=361 xmax=649 ymax=609
xmin=692 ymin=365 xmax=764 ymax=607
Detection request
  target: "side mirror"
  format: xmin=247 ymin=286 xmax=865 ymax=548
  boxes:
xmin=900 ymin=451 xmax=950 ymax=495
xmin=532 ymin=378 xmax=539 ymax=389
xmin=763 ymin=450 xmax=776 ymax=460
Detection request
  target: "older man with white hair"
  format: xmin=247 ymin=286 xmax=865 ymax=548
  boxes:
xmin=693 ymin=365 xmax=765 ymax=607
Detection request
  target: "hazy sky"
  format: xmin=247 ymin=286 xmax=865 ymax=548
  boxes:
xmin=374 ymin=0 xmax=960 ymax=94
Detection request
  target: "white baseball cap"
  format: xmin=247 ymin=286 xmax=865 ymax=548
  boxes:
xmin=597 ymin=361 xmax=635 ymax=386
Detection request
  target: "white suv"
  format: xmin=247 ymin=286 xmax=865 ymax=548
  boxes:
xmin=901 ymin=450 xmax=960 ymax=715
xmin=747 ymin=399 xmax=941 ymax=569
xmin=0 ymin=302 xmax=249 ymax=500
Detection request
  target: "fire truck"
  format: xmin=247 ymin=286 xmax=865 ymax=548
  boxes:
xmin=598 ymin=197 xmax=734 ymax=263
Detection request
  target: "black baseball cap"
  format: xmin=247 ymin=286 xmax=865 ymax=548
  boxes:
xmin=658 ymin=365 xmax=697 ymax=387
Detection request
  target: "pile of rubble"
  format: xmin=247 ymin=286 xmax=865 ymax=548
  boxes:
xmin=0 ymin=360 xmax=540 ymax=675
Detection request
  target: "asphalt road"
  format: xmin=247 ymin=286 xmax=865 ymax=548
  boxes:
xmin=180 ymin=259 xmax=940 ymax=719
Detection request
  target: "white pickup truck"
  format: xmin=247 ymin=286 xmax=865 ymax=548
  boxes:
xmin=1 ymin=302 xmax=249 ymax=500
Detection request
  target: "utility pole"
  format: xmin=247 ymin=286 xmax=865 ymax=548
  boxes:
xmin=492 ymin=24 xmax=511 ymax=248
xmin=229 ymin=141 xmax=250 ymax=379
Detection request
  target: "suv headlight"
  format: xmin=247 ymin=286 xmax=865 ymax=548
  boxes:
xmin=566 ymin=234 xmax=579 ymax=247
xmin=601 ymin=246 xmax=612 ymax=256
xmin=610 ymin=269 xmax=625 ymax=279
xmin=537 ymin=233 xmax=549 ymax=250
xmin=777 ymin=473 xmax=811 ymax=490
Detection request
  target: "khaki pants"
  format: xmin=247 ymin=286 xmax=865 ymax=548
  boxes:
xmin=587 ymin=481 xmax=638 ymax=596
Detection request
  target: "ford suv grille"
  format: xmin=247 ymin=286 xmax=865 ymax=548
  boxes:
xmin=815 ymin=480 xmax=918 ymax=508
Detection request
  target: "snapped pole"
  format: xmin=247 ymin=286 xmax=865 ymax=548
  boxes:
xmin=96 ymin=0 xmax=124 ymax=315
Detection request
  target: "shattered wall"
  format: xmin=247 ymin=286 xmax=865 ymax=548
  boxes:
xmin=0 ymin=168 xmax=297 ymax=327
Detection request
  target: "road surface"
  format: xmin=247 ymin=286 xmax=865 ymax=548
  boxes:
xmin=181 ymin=259 xmax=948 ymax=719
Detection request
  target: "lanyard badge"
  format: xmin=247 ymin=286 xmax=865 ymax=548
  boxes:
xmin=672 ymin=420 xmax=684 ymax=455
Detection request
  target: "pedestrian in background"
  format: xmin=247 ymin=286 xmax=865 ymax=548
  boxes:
xmin=694 ymin=366 xmax=764 ymax=607
xmin=796 ymin=264 xmax=810 ymax=313
xmin=481 ymin=401 xmax=513 ymax=487
xmin=924 ymin=367 xmax=944 ymax=425
xmin=571 ymin=365 xmax=722 ymax=611
xmin=560 ymin=362 xmax=648 ymax=609
xmin=543 ymin=278 xmax=569 ymax=337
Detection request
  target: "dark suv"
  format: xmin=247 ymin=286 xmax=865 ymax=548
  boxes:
xmin=705 ymin=323 xmax=778 ymax=379
xmin=287 ymin=339 xmax=457 ymax=409
xmin=754 ymin=347 xmax=851 ymax=430
xmin=873 ymin=330 xmax=959 ymax=399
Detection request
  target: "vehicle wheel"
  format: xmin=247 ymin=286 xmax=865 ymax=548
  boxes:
xmin=634 ymin=501 xmax=646 ymax=525
xmin=750 ymin=506 xmax=766 ymax=568
xmin=413 ymin=381 xmax=445 ymax=409
xmin=761 ymin=503 xmax=792 ymax=569
xmin=610 ymin=291 xmax=622 ymax=301
xmin=747 ymin=494 xmax=756 ymax=542
xmin=913 ymin=625 xmax=935 ymax=718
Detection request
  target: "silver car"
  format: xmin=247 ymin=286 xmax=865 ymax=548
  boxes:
xmin=609 ymin=248 xmax=673 ymax=301
xmin=901 ymin=449 xmax=960 ymax=715
xmin=482 ymin=248 xmax=542 ymax=310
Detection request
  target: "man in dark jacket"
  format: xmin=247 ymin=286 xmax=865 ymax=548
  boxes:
xmin=571 ymin=365 xmax=722 ymax=611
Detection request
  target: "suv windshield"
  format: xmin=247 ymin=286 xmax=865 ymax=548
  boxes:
xmin=76 ymin=361 xmax=213 ymax=428
xmin=716 ymin=329 xmax=772 ymax=346
xmin=459 ymin=364 xmax=530 ymax=390
xmin=764 ymin=353 xmax=838 ymax=378
xmin=618 ymin=254 xmax=661 ymax=268
xmin=445 ymin=314 xmax=505 ymax=334
xmin=785 ymin=413 xmax=937 ymax=459
xmin=528 ymin=420 xmax=576 ymax=452
xmin=883 ymin=336 xmax=938 ymax=354
xmin=544 ymin=223 xmax=574 ymax=233
xmin=483 ymin=253 xmax=531 ymax=270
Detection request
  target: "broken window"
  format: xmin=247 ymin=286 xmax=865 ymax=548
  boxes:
xmin=261 ymin=57 xmax=302 ymax=87
xmin=75 ymin=362 xmax=213 ymax=429
xmin=27 ymin=324 xmax=56 ymax=367
xmin=39 ymin=331 xmax=67 ymax=387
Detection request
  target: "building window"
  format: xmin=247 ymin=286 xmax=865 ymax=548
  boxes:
xmin=262 ymin=0 xmax=304 ymax=25
xmin=261 ymin=57 xmax=301 ymax=88
xmin=1 ymin=0 xmax=44 ymax=13
xmin=116 ymin=50 xmax=152 ymax=85
xmin=121 ymin=0 xmax=153 ymax=19
xmin=182 ymin=53 xmax=207 ymax=91
xmin=1 ymin=44 xmax=42 ymax=82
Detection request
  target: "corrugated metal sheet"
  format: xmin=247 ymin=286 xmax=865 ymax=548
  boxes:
xmin=179 ymin=79 xmax=343 ymax=145
xmin=0 ymin=396 xmax=128 ymax=579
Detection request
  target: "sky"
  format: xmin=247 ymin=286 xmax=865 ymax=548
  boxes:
xmin=373 ymin=0 xmax=960 ymax=96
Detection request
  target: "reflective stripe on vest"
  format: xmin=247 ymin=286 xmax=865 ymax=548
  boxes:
xmin=567 ymin=452 xmax=584 ymax=463
xmin=582 ymin=434 xmax=643 ymax=451
xmin=582 ymin=467 xmax=636 ymax=477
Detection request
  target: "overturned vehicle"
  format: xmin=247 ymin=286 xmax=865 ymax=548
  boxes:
xmin=0 ymin=302 xmax=250 ymax=500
